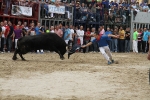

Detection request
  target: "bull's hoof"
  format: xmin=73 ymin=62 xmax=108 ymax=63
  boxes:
xmin=22 ymin=58 xmax=26 ymax=61
xmin=12 ymin=57 xmax=17 ymax=60
xmin=68 ymin=52 xmax=74 ymax=59
xmin=60 ymin=57 xmax=65 ymax=60
xmin=68 ymin=54 xmax=70 ymax=59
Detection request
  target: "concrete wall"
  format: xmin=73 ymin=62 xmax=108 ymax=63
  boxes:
xmin=132 ymin=12 xmax=150 ymax=24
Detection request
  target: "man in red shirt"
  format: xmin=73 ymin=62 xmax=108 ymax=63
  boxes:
xmin=14 ymin=21 xmax=22 ymax=29
xmin=3 ymin=20 xmax=10 ymax=51
xmin=84 ymin=27 xmax=91 ymax=53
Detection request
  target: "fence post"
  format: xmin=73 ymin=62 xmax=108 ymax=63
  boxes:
xmin=38 ymin=3 xmax=41 ymax=23
xmin=130 ymin=10 xmax=134 ymax=51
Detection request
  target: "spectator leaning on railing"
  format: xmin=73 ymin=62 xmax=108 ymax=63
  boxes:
xmin=3 ymin=0 xmax=11 ymax=16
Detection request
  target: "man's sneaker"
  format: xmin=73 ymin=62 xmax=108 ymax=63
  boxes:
xmin=36 ymin=52 xmax=40 ymax=54
xmin=108 ymin=61 xmax=112 ymax=65
xmin=40 ymin=52 xmax=44 ymax=54
xmin=112 ymin=60 xmax=114 ymax=63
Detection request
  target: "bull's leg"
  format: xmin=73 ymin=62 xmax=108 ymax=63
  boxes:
xmin=57 ymin=51 xmax=65 ymax=60
xmin=12 ymin=49 xmax=18 ymax=60
xmin=54 ymin=50 xmax=64 ymax=60
xmin=52 ymin=47 xmax=65 ymax=60
xmin=18 ymin=53 xmax=26 ymax=61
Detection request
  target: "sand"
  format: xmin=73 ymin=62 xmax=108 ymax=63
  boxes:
xmin=0 ymin=52 xmax=150 ymax=100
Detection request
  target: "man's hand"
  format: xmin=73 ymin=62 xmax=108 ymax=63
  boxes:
xmin=81 ymin=45 xmax=86 ymax=48
xmin=108 ymin=34 xmax=119 ymax=38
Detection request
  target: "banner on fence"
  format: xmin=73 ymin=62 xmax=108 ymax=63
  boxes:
xmin=11 ymin=5 xmax=32 ymax=16
xmin=48 ymin=5 xmax=65 ymax=14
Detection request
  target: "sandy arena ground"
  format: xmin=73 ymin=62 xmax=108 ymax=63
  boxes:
xmin=0 ymin=52 xmax=150 ymax=100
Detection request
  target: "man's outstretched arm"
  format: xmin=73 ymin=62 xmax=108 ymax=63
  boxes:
xmin=81 ymin=42 xmax=92 ymax=48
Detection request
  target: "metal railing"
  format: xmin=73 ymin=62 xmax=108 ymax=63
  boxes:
xmin=39 ymin=3 xmax=74 ymax=28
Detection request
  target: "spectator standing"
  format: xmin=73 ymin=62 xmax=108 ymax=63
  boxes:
xmin=13 ymin=25 xmax=23 ymax=49
xmin=0 ymin=22 xmax=6 ymax=53
xmin=99 ymin=25 xmax=105 ymax=35
xmin=142 ymin=27 xmax=148 ymax=53
xmin=69 ymin=25 xmax=75 ymax=49
xmin=14 ymin=21 xmax=22 ymax=29
xmin=28 ymin=24 xmax=35 ymax=36
xmin=125 ymin=27 xmax=130 ymax=53
xmin=63 ymin=25 xmax=71 ymax=45
xmin=90 ymin=3 xmax=97 ymax=21
xmin=3 ymin=0 xmax=11 ymax=16
xmin=90 ymin=27 xmax=97 ymax=52
xmin=0 ymin=23 xmax=2 ymax=51
xmin=84 ymin=27 xmax=91 ymax=53
xmin=112 ymin=28 xmax=118 ymax=52
xmin=3 ymin=21 xmax=10 ymax=52
xmin=23 ymin=22 xmax=29 ymax=31
xmin=21 ymin=24 xmax=28 ymax=36
xmin=35 ymin=22 xmax=44 ymax=53
xmin=132 ymin=28 xmax=138 ymax=53
xmin=105 ymin=27 xmax=113 ymax=51
xmin=137 ymin=28 xmax=142 ymax=53
xmin=112 ymin=0 xmax=118 ymax=8
xmin=79 ymin=3 xmax=88 ymax=21
xmin=50 ymin=26 xmax=55 ymax=33
xmin=118 ymin=26 xmax=125 ymax=52
xmin=146 ymin=28 xmax=150 ymax=52
xmin=76 ymin=26 xmax=84 ymax=45
xmin=122 ymin=7 xmax=127 ymax=24
xmin=43 ymin=2 xmax=50 ymax=18
xmin=55 ymin=25 xmax=63 ymax=38
xmin=7 ymin=21 xmax=14 ymax=52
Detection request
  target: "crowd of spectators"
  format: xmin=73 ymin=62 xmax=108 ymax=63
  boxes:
xmin=75 ymin=0 xmax=150 ymax=26
xmin=0 ymin=20 xmax=150 ymax=54
xmin=1 ymin=0 xmax=150 ymax=23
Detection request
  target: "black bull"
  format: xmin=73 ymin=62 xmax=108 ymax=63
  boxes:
xmin=12 ymin=33 xmax=67 ymax=60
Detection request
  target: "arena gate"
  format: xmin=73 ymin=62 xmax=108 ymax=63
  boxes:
xmin=130 ymin=11 xmax=150 ymax=49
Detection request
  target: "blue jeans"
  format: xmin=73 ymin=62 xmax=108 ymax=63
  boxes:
xmin=125 ymin=40 xmax=130 ymax=52
xmin=44 ymin=4 xmax=48 ymax=16
xmin=119 ymin=39 xmax=125 ymax=52
xmin=4 ymin=0 xmax=11 ymax=14
xmin=112 ymin=39 xmax=118 ymax=52
xmin=85 ymin=40 xmax=90 ymax=52
xmin=108 ymin=40 xmax=113 ymax=51
xmin=90 ymin=42 xmax=98 ymax=52
xmin=7 ymin=37 xmax=12 ymax=51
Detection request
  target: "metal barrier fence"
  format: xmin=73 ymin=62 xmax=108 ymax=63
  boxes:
xmin=39 ymin=3 xmax=74 ymax=27
xmin=130 ymin=11 xmax=150 ymax=50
